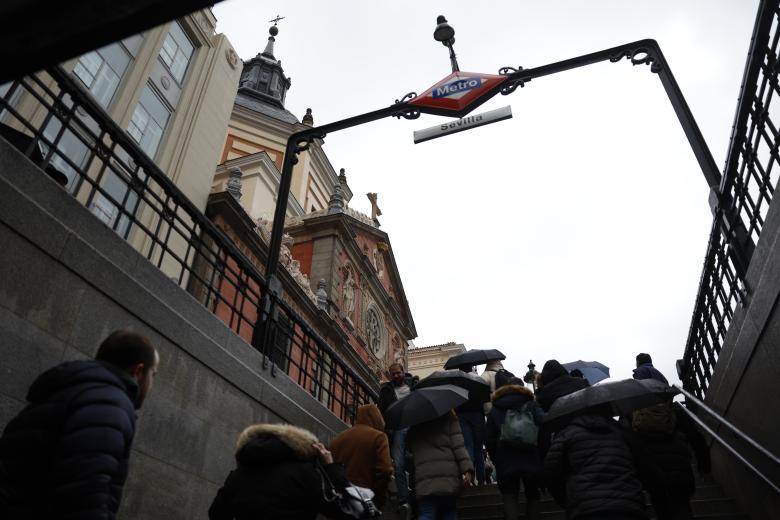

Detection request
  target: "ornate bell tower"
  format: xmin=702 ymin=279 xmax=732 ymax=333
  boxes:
xmin=237 ymin=22 xmax=291 ymax=109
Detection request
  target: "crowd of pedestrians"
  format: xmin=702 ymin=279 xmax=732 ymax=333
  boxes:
xmin=0 ymin=330 xmax=708 ymax=520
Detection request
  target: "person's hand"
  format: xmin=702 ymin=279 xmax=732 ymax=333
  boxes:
xmin=463 ymin=471 xmax=474 ymax=487
xmin=313 ymin=442 xmax=334 ymax=465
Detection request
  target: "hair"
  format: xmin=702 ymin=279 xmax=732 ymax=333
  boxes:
xmin=636 ymin=353 xmax=652 ymax=366
xmin=388 ymin=362 xmax=404 ymax=373
xmin=96 ymin=330 xmax=156 ymax=371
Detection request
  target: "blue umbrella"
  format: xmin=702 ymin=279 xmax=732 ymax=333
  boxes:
xmin=562 ymin=360 xmax=610 ymax=384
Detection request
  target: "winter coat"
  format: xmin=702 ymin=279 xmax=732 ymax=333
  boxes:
xmin=0 ymin=360 xmax=138 ymax=520
xmin=543 ymin=414 xmax=648 ymax=520
xmin=481 ymin=360 xmax=505 ymax=414
xmin=330 ymin=404 xmax=393 ymax=507
xmin=632 ymin=363 xmax=669 ymax=385
xmin=407 ymin=413 xmax=474 ymax=498
xmin=673 ymin=403 xmax=711 ymax=473
xmin=209 ymin=423 xmax=352 ymax=520
xmin=631 ymin=430 xmax=695 ymax=499
xmin=377 ymin=377 xmax=413 ymax=421
xmin=485 ymin=385 xmax=544 ymax=482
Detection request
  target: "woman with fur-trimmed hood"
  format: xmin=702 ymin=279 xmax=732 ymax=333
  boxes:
xmin=486 ymin=378 xmax=545 ymax=520
xmin=208 ymin=423 xmax=352 ymax=520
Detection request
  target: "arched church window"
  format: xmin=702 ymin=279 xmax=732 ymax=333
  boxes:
xmin=366 ymin=308 xmax=385 ymax=358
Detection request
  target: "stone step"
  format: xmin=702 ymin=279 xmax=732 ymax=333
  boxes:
xmin=458 ymin=498 xmax=741 ymax=519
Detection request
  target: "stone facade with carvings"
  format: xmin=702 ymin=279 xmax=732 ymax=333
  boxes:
xmin=408 ymin=342 xmax=467 ymax=379
xmin=285 ymin=191 xmax=416 ymax=383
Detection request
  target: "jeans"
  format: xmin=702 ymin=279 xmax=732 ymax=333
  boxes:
xmin=458 ymin=411 xmax=485 ymax=483
xmin=417 ymin=495 xmax=457 ymax=520
xmin=391 ymin=428 xmax=409 ymax=503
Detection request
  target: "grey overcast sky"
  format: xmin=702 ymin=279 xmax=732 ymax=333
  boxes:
xmin=212 ymin=1 xmax=759 ymax=384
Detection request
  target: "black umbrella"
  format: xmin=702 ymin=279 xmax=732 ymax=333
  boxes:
xmin=384 ymin=384 xmax=469 ymax=430
xmin=443 ymin=349 xmax=506 ymax=369
xmin=414 ymin=369 xmax=491 ymax=402
xmin=543 ymin=378 xmax=678 ymax=427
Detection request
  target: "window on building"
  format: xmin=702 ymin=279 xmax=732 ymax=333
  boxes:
xmin=159 ymin=22 xmax=195 ymax=84
xmin=127 ymin=83 xmax=171 ymax=158
xmin=367 ymin=309 xmax=385 ymax=358
xmin=90 ymin=83 xmax=172 ymax=234
xmin=41 ymin=118 xmax=90 ymax=192
xmin=72 ymin=43 xmax=132 ymax=108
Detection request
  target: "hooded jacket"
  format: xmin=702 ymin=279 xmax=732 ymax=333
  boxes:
xmin=632 ymin=363 xmax=669 ymax=385
xmin=544 ymin=414 xmax=647 ymax=519
xmin=0 ymin=360 xmax=138 ymax=520
xmin=535 ymin=360 xmax=589 ymax=413
xmin=485 ymin=385 xmax=544 ymax=481
xmin=330 ymin=404 xmax=393 ymax=506
xmin=209 ymin=423 xmax=351 ymax=520
xmin=407 ymin=413 xmax=473 ymax=498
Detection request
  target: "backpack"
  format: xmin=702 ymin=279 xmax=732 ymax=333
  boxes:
xmin=499 ymin=402 xmax=538 ymax=448
xmin=632 ymin=401 xmax=677 ymax=434
xmin=494 ymin=369 xmax=516 ymax=390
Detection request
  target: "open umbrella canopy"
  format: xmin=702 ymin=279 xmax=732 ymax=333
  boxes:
xmin=384 ymin=384 xmax=469 ymax=430
xmin=443 ymin=349 xmax=505 ymax=369
xmin=562 ymin=360 xmax=610 ymax=385
xmin=543 ymin=378 xmax=678 ymax=428
xmin=414 ymin=369 xmax=491 ymax=402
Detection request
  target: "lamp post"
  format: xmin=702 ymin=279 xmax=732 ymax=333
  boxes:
xmin=523 ymin=360 xmax=539 ymax=392
xmin=253 ymin=16 xmax=752 ymax=371
xmin=433 ymin=15 xmax=459 ymax=73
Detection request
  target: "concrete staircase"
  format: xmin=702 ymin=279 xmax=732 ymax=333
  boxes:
xmin=381 ymin=474 xmax=748 ymax=519
xmin=454 ymin=476 xmax=748 ymax=520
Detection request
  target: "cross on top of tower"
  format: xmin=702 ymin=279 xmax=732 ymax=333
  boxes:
xmin=269 ymin=15 xmax=285 ymax=26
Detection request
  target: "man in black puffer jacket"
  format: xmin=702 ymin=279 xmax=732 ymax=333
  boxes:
xmin=535 ymin=360 xmax=589 ymax=413
xmin=0 ymin=330 xmax=159 ymax=520
xmin=544 ymin=404 xmax=648 ymax=520
xmin=536 ymin=360 xmax=590 ymax=459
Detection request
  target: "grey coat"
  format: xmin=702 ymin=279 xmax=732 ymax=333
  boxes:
xmin=407 ymin=413 xmax=474 ymax=497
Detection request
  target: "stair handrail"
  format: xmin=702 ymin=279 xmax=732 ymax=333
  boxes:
xmin=673 ymin=384 xmax=780 ymax=495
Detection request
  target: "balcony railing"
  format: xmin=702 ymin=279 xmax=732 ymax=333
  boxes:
xmin=681 ymin=0 xmax=780 ymax=398
xmin=0 ymin=66 xmax=377 ymax=423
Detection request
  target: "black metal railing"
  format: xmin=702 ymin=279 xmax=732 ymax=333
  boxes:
xmin=0 ymin=66 xmax=376 ymax=423
xmin=674 ymin=385 xmax=780 ymax=495
xmin=681 ymin=0 xmax=780 ymax=398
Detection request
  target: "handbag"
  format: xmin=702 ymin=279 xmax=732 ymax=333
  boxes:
xmin=316 ymin=462 xmax=382 ymax=519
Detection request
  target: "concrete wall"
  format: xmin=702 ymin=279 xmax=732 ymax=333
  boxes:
xmin=0 ymin=137 xmax=348 ymax=518
xmin=703 ymin=171 xmax=780 ymax=517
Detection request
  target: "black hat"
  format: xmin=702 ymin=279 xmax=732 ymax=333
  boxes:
xmin=540 ymin=360 xmax=568 ymax=386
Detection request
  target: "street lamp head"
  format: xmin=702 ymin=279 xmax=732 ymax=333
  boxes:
xmin=433 ymin=15 xmax=455 ymax=44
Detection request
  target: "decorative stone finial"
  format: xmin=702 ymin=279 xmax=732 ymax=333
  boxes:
xmin=227 ymin=167 xmax=242 ymax=200
xmin=316 ymin=279 xmax=328 ymax=310
xmin=339 ymin=168 xmax=347 ymax=185
xmin=328 ymin=182 xmax=346 ymax=214
xmin=303 ymin=108 xmax=314 ymax=126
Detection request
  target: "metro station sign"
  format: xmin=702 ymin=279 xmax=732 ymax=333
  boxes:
xmin=409 ymin=71 xmax=508 ymax=117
